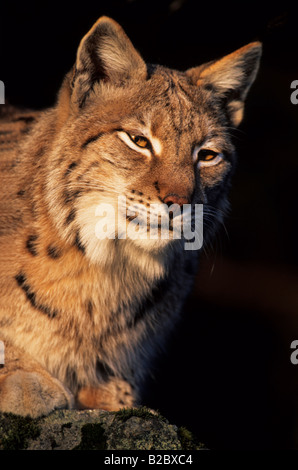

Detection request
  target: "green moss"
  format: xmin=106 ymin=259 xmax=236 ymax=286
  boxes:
xmin=73 ymin=423 xmax=107 ymax=450
xmin=112 ymin=406 xmax=165 ymax=423
xmin=0 ymin=412 xmax=40 ymax=450
xmin=178 ymin=426 xmax=206 ymax=450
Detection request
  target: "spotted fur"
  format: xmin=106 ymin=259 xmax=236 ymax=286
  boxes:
xmin=0 ymin=17 xmax=261 ymax=417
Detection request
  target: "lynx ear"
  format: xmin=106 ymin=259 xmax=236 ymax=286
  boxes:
xmin=71 ymin=16 xmax=147 ymax=107
xmin=186 ymin=42 xmax=262 ymax=126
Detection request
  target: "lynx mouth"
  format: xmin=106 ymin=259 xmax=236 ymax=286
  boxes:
xmin=93 ymin=196 xmax=203 ymax=250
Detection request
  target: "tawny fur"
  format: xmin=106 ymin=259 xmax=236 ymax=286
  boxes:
xmin=0 ymin=16 xmax=261 ymax=417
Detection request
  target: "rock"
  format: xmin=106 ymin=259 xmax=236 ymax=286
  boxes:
xmin=0 ymin=407 xmax=206 ymax=450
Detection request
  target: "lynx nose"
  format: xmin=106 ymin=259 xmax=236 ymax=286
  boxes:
xmin=163 ymin=194 xmax=190 ymax=207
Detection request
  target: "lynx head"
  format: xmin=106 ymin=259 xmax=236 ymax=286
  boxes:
xmin=46 ymin=16 xmax=261 ymax=265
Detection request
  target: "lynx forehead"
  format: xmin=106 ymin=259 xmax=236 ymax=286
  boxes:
xmin=0 ymin=16 xmax=261 ymax=417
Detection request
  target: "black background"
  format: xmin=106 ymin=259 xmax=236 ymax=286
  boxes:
xmin=1 ymin=0 xmax=298 ymax=449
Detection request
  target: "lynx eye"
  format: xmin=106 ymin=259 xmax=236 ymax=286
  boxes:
xmin=195 ymin=148 xmax=224 ymax=169
xmin=128 ymin=133 xmax=150 ymax=149
xmin=198 ymin=149 xmax=218 ymax=161
xmin=117 ymin=130 xmax=153 ymax=157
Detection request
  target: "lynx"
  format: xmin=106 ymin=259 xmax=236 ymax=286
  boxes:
xmin=0 ymin=16 xmax=261 ymax=417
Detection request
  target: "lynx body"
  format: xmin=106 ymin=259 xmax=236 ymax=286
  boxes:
xmin=0 ymin=17 xmax=261 ymax=417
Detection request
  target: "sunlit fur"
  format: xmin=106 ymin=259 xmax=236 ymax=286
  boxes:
xmin=0 ymin=17 xmax=261 ymax=416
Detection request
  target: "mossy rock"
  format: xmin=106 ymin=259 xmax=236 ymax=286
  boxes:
xmin=0 ymin=413 xmax=40 ymax=450
xmin=0 ymin=407 xmax=206 ymax=450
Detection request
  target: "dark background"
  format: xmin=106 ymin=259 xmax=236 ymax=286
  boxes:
xmin=1 ymin=0 xmax=298 ymax=449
